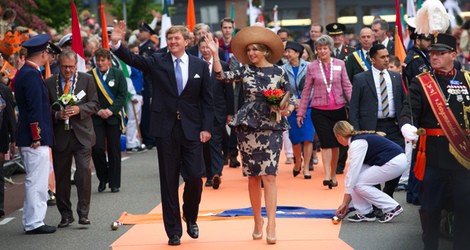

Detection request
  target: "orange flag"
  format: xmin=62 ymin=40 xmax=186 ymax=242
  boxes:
xmin=394 ymin=25 xmax=406 ymax=64
xmin=1 ymin=60 xmax=17 ymax=79
xmin=99 ymin=1 xmax=109 ymax=49
xmin=186 ymin=0 xmax=196 ymax=32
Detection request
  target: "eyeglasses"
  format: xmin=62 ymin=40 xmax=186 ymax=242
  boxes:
xmin=60 ymin=65 xmax=76 ymax=69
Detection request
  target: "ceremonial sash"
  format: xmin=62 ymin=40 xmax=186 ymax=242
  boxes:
xmin=416 ymin=73 xmax=470 ymax=173
xmin=352 ymin=51 xmax=369 ymax=72
xmin=92 ymin=68 xmax=127 ymax=131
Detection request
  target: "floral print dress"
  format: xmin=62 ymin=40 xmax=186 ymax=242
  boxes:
xmin=220 ymin=64 xmax=295 ymax=176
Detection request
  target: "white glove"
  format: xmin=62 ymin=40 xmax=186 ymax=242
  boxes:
xmin=401 ymin=123 xmax=419 ymax=142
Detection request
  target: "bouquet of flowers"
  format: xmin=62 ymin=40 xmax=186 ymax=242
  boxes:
xmin=263 ymin=88 xmax=287 ymax=122
xmin=52 ymin=93 xmax=78 ymax=130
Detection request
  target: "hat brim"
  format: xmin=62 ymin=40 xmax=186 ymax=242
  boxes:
xmin=231 ymin=26 xmax=284 ymax=65
xmin=429 ymin=44 xmax=455 ymax=51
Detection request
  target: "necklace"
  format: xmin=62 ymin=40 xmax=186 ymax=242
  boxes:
xmin=319 ymin=58 xmax=333 ymax=94
xmin=55 ymin=72 xmax=78 ymax=98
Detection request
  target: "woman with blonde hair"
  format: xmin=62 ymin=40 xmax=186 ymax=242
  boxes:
xmin=333 ymin=121 xmax=406 ymax=223
xmin=207 ymin=26 xmax=295 ymax=244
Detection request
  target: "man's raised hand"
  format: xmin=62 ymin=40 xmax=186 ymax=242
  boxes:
xmin=111 ymin=20 xmax=127 ymax=44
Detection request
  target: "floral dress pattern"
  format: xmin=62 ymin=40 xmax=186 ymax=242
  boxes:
xmin=221 ymin=64 xmax=295 ymax=176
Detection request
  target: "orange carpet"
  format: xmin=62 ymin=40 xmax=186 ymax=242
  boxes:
xmin=111 ymin=151 xmax=353 ymax=249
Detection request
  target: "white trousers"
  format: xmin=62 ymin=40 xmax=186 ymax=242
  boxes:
xmin=20 ymin=146 xmax=51 ymax=230
xmin=126 ymin=95 xmax=143 ymax=148
xmin=283 ymin=130 xmax=293 ymax=158
xmin=351 ymin=154 xmax=407 ymax=214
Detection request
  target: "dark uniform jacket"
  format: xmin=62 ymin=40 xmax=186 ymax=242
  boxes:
xmin=332 ymin=45 xmax=355 ymax=61
xmin=14 ymin=63 xmax=54 ymax=147
xmin=403 ymin=47 xmax=431 ymax=85
xmin=399 ymin=70 xmax=470 ymax=170
xmin=90 ymin=67 xmax=128 ymax=127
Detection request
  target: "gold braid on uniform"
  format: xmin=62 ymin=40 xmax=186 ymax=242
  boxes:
xmin=351 ymin=130 xmax=386 ymax=137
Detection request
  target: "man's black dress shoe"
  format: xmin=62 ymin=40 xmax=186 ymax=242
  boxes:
xmin=58 ymin=217 xmax=75 ymax=228
xmin=0 ymin=210 xmax=5 ymax=218
xmin=111 ymin=187 xmax=120 ymax=193
xmin=168 ymin=235 xmax=181 ymax=246
xmin=25 ymin=225 xmax=57 ymax=234
xmin=186 ymin=221 xmax=199 ymax=239
xmin=78 ymin=218 xmax=90 ymax=225
xmin=98 ymin=182 xmax=106 ymax=192
xmin=212 ymin=175 xmax=221 ymax=189
xmin=205 ymin=179 xmax=212 ymax=187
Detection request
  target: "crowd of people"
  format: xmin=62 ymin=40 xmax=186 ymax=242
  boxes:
xmin=0 ymin=1 xmax=469 ymax=249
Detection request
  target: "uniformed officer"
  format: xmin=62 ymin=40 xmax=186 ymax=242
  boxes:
xmin=400 ymin=33 xmax=470 ymax=250
xmin=402 ymin=18 xmax=432 ymax=86
xmin=15 ymin=34 xmax=57 ymax=234
xmin=326 ymin=22 xmax=355 ymax=61
xmin=326 ymin=22 xmax=355 ymax=175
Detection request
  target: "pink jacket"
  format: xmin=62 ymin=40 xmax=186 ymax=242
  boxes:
xmin=297 ymin=58 xmax=352 ymax=117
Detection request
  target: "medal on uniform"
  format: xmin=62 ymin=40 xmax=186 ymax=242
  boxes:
xmin=450 ymin=80 xmax=460 ymax=85
xmin=457 ymin=95 xmax=463 ymax=102
xmin=109 ymin=80 xmax=115 ymax=87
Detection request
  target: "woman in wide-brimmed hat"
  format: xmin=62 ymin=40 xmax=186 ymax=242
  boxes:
xmin=207 ymin=26 xmax=295 ymax=245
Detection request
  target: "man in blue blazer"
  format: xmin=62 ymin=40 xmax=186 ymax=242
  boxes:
xmin=349 ymin=44 xmax=406 ymax=199
xmin=110 ymin=22 xmax=214 ymax=246
xmin=15 ymin=34 xmax=56 ymax=234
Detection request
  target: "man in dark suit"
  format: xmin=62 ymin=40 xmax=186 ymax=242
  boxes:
xmin=327 ymin=22 xmax=356 ymax=174
xmin=304 ymin=23 xmax=323 ymax=57
xmin=186 ymin=23 xmax=226 ymax=61
xmin=346 ymin=27 xmax=374 ymax=82
xmin=350 ymin=44 xmax=406 ymax=198
xmin=90 ymin=48 xmax=128 ymax=194
xmin=137 ymin=23 xmax=157 ymax=149
xmin=46 ymin=49 xmax=99 ymax=227
xmin=15 ymin=34 xmax=56 ymax=234
xmin=372 ymin=18 xmax=395 ymax=56
xmin=110 ymin=23 xmax=214 ymax=246
xmin=199 ymin=35 xmax=233 ymax=189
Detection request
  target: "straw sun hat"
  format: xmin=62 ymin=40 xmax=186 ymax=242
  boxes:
xmin=231 ymin=26 xmax=284 ymax=65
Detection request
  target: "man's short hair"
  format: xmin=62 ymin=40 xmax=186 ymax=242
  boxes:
xmin=369 ymin=43 xmax=387 ymax=58
xmin=311 ymin=23 xmax=324 ymax=33
xmin=277 ymin=28 xmax=290 ymax=36
xmin=220 ymin=17 xmax=234 ymax=28
xmin=372 ymin=19 xmax=389 ymax=32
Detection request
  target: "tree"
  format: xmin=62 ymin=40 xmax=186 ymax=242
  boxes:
xmin=1 ymin=0 xmax=49 ymax=32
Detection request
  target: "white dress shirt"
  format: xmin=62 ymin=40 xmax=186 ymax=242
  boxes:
xmin=171 ymin=53 xmax=189 ymax=89
xmin=371 ymin=66 xmax=395 ymax=118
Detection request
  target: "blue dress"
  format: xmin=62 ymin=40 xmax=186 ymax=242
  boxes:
xmin=282 ymin=60 xmax=315 ymax=145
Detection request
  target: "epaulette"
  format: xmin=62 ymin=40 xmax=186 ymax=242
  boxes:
xmin=413 ymin=55 xmax=420 ymax=59
xmin=416 ymin=71 xmax=431 ymax=78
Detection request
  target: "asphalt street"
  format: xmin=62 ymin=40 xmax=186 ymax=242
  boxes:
xmin=0 ymin=149 xmax=454 ymax=249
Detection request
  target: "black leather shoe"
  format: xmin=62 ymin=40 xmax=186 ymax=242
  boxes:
xmin=205 ymin=179 xmax=212 ymax=187
xmin=25 ymin=225 xmax=57 ymax=234
xmin=0 ymin=210 xmax=5 ymax=218
xmin=98 ymin=182 xmax=106 ymax=192
xmin=58 ymin=217 xmax=75 ymax=228
xmin=78 ymin=217 xmax=90 ymax=225
xmin=168 ymin=235 xmax=181 ymax=245
xmin=293 ymin=168 xmax=301 ymax=177
xmin=229 ymin=156 xmax=240 ymax=168
xmin=186 ymin=221 xmax=199 ymax=239
xmin=111 ymin=187 xmax=120 ymax=193
xmin=212 ymin=175 xmax=221 ymax=189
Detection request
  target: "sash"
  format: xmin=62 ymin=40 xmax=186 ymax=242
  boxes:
xmin=352 ymin=51 xmax=369 ymax=72
xmin=92 ymin=68 xmax=127 ymax=131
xmin=417 ymin=73 xmax=470 ymax=170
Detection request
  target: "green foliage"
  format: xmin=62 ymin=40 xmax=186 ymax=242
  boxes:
xmin=34 ymin=0 xmax=78 ymax=32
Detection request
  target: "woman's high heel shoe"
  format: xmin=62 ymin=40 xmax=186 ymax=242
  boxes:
xmin=303 ymin=171 xmax=312 ymax=179
xmin=266 ymin=236 xmax=277 ymax=244
xmin=252 ymin=232 xmax=263 ymax=240
xmin=323 ymin=179 xmax=333 ymax=189
xmin=292 ymin=168 xmax=301 ymax=177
